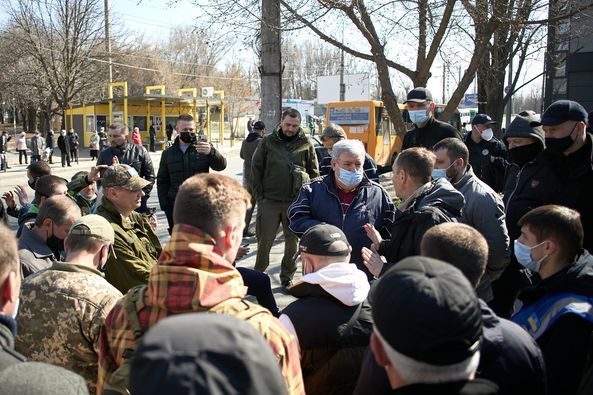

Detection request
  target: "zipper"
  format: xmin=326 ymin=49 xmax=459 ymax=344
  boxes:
xmin=504 ymin=160 xmax=535 ymax=214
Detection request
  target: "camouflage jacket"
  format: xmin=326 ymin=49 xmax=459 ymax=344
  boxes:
xmin=98 ymin=224 xmax=305 ymax=395
xmin=16 ymin=262 xmax=122 ymax=393
xmin=96 ymin=196 xmax=162 ymax=294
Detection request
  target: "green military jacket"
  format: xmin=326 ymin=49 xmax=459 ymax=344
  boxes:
xmin=251 ymin=126 xmax=319 ymax=203
xmin=16 ymin=262 xmax=122 ymax=393
xmin=96 ymin=197 xmax=162 ymax=294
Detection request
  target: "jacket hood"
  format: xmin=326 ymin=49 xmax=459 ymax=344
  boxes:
xmin=148 ymin=224 xmax=247 ymax=311
xmin=413 ymin=178 xmax=465 ymax=217
xmin=290 ymin=262 xmax=370 ymax=306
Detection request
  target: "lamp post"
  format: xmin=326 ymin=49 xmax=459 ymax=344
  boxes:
xmin=12 ymin=98 xmax=16 ymax=137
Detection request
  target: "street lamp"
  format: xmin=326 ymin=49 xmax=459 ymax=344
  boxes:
xmin=12 ymin=98 xmax=16 ymax=137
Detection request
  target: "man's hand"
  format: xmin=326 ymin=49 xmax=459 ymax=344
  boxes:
xmin=195 ymin=141 xmax=211 ymax=155
xmin=147 ymin=213 xmax=157 ymax=231
xmin=2 ymin=191 xmax=16 ymax=210
xmin=112 ymin=156 xmax=120 ymax=165
xmin=88 ymin=165 xmax=109 ymax=182
xmin=236 ymin=245 xmax=250 ymax=260
xmin=361 ymin=246 xmax=385 ymax=278
xmin=15 ymin=185 xmax=29 ymax=206
xmin=363 ymin=223 xmax=383 ymax=251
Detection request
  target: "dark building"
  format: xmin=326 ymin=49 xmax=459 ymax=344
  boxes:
xmin=544 ymin=0 xmax=593 ymax=111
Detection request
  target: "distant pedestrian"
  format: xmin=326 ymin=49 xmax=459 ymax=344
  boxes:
xmin=132 ymin=126 xmax=142 ymax=146
xmin=89 ymin=130 xmax=99 ymax=160
xmin=29 ymin=131 xmax=45 ymax=163
xmin=98 ymin=126 xmax=107 ymax=150
xmin=0 ymin=130 xmax=11 ymax=171
xmin=45 ymin=130 xmax=55 ymax=164
xmin=240 ymin=119 xmax=265 ymax=236
xmin=68 ymin=129 xmax=79 ymax=164
xmin=149 ymin=124 xmax=156 ymax=152
xmin=16 ymin=131 xmax=27 ymax=165
xmin=57 ymin=130 xmax=71 ymax=167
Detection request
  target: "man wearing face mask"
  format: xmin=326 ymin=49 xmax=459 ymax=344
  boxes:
xmin=465 ymin=114 xmax=507 ymax=192
xmin=157 ymin=114 xmax=227 ymax=233
xmin=432 ymin=138 xmax=510 ymax=301
xmin=0 ymin=224 xmax=26 ymax=370
xmin=18 ymin=195 xmax=81 ymax=278
xmin=512 ymin=205 xmax=593 ymax=395
xmin=16 ymin=214 xmax=122 ymax=392
xmin=97 ymin=123 xmax=155 ymax=214
xmin=401 ymin=87 xmax=460 ymax=151
xmin=288 ymin=139 xmax=394 ymax=279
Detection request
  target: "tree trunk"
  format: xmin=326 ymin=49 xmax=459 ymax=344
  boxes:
xmin=26 ymin=106 xmax=36 ymax=132
xmin=260 ymin=0 xmax=282 ymax=131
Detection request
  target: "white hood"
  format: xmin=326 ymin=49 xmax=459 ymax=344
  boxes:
xmin=299 ymin=262 xmax=370 ymax=306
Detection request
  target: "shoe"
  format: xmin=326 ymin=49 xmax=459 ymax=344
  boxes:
xmin=281 ymin=280 xmax=293 ymax=288
xmin=243 ymin=230 xmax=255 ymax=237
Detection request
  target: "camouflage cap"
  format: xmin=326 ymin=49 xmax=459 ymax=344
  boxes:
xmin=102 ymin=164 xmax=150 ymax=190
xmin=68 ymin=214 xmax=115 ymax=243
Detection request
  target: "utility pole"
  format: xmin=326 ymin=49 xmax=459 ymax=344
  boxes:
xmin=104 ymin=0 xmax=113 ymax=82
xmin=442 ymin=62 xmax=447 ymax=104
xmin=339 ymin=29 xmax=345 ymax=101
xmin=260 ymin=0 xmax=282 ymax=131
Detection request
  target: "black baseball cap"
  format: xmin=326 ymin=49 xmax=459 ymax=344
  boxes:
xmin=253 ymin=120 xmax=265 ymax=130
xmin=404 ymin=87 xmax=433 ymax=104
xmin=371 ymin=256 xmax=483 ymax=365
xmin=534 ymin=100 xmax=589 ymax=126
xmin=299 ymin=224 xmax=351 ymax=257
xmin=471 ymin=114 xmax=497 ymax=126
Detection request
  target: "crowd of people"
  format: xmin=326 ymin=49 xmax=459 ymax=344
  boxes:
xmin=0 ymin=92 xmax=592 ymax=395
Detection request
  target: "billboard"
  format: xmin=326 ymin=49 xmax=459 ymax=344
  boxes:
xmin=317 ymin=73 xmax=370 ymax=104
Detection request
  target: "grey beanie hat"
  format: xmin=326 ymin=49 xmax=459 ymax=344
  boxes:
xmin=504 ymin=111 xmax=545 ymax=148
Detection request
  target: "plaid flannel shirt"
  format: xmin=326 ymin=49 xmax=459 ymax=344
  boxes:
xmin=98 ymin=224 xmax=304 ymax=395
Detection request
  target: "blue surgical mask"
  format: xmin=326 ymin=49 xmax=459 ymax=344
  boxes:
xmin=431 ymin=160 xmax=457 ymax=180
xmin=409 ymin=109 xmax=429 ymax=125
xmin=11 ymin=298 xmax=19 ymax=319
xmin=514 ymin=240 xmax=548 ymax=272
xmin=338 ymin=167 xmax=363 ymax=186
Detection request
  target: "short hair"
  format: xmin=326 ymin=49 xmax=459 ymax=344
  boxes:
xmin=34 ymin=175 xmax=67 ymax=202
xmin=71 ymin=171 xmax=89 ymax=182
xmin=421 ymin=223 xmax=488 ymax=288
xmin=108 ymin=123 xmax=128 ymax=135
xmin=173 ymin=174 xmax=251 ymax=236
xmin=177 ymin=114 xmax=194 ymax=124
xmin=331 ymin=139 xmax=365 ymax=162
xmin=27 ymin=161 xmax=52 ymax=179
xmin=0 ymin=224 xmax=18 ymax=278
xmin=394 ymin=147 xmax=435 ymax=184
xmin=34 ymin=196 xmax=80 ymax=228
xmin=281 ymin=108 xmax=301 ymax=121
xmin=518 ymin=205 xmax=583 ymax=264
xmin=65 ymin=234 xmax=104 ymax=255
xmin=433 ymin=138 xmax=469 ymax=165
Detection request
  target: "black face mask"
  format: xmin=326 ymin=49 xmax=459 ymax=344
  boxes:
xmin=28 ymin=179 xmax=36 ymax=190
xmin=545 ymin=123 xmax=577 ymax=154
xmin=47 ymin=233 xmax=65 ymax=260
xmin=509 ymin=143 xmax=542 ymax=167
xmin=179 ymin=132 xmax=196 ymax=144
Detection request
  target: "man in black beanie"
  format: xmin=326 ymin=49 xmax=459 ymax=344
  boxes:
xmin=369 ymin=256 xmax=498 ymax=394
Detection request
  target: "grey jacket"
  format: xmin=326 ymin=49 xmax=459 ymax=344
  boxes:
xmin=454 ymin=166 xmax=510 ymax=301
xmin=18 ymin=223 xmax=55 ymax=279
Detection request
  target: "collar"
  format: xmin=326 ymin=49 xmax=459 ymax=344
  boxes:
xmin=415 ymin=116 xmax=435 ymax=130
xmin=0 ymin=314 xmax=17 ymax=339
xmin=98 ymin=196 xmax=135 ymax=230
xmin=399 ymin=182 xmax=432 ymax=211
xmin=453 ymin=165 xmax=474 ymax=190
xmin=49 ymin=261 xmax=103 ymax=277
xmin=19 ymin=223 xmax=54 ymax=259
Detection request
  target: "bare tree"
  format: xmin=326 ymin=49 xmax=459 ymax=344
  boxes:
xmin=5 ymin=0 xmax=107 ymax=131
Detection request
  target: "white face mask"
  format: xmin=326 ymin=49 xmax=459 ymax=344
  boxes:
xmin=481 ymin=128 xmax=494 ymax=141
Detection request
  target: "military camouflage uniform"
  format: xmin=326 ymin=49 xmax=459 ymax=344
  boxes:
xmin=96 ymin=196 xmax=161 ymax=293
xmin=98 ymin=224 xmax=305 ymax=395
xmin=16 ymin=262 xmax=122 ymax=393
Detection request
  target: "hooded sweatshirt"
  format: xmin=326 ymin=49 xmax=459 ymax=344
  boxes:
xmin=280 ymin=262 xmax=373 ymax=395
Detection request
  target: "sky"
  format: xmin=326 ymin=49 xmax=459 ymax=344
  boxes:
xmin=1 ymin=0 xmax=544 ymax=105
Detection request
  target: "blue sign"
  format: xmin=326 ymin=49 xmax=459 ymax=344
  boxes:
xmin=328 ymin=106 xmax=370 ymax=125
xmin=463 ymin=93 xmax=478 ymax=108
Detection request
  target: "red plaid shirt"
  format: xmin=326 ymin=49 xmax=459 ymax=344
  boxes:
xmin=98 ymin=224 xmax=304 ymax=394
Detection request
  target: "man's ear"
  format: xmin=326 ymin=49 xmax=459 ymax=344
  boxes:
xmin=428 ymin=102 xmax=436 ymax=113
xmin=371 ymin=332 xmax=391 ymax=368
xmin=223 ymin=223 xmax=239 ymax=249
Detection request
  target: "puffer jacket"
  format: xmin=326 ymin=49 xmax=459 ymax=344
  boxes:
xmin=156 ymin=138 xmax=227 ymax=210
xmin=288 ymin=172 xmax=394 ymax=278
xmin=251 ymin=127 xmax=319 ymax=202
xmin=378 ymin=178 xmax=464 ymax=273
xmin=97 ymin=142 xmax=155 ymax=198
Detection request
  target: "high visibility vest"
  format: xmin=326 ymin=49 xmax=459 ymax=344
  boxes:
xmin=512 ymin=292 xmax=593 ymax=340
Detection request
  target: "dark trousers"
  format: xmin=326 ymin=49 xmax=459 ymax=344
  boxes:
xmin=70 ymin=148 xmax=78 ymax=163
xmin=149 ymin=137 xmax=156 ymax=152
xmin=18 ymin=150 xmax=27 ymax=164
xmin=47 ymin=148 xmax=53 ymax=163
xmin=90 ymin=149 xmax=98 ymax=160
xmin=163 ymin=205 xmax=174 ymax=235
xmin=31 ymin=155 xmax=40 ymax=162
xmin=237 ymin=267 xmax=280 ymax=317
xmin=61 ymin=150 xmax=71 ymax=167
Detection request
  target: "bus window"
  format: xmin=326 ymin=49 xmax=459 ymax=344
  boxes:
xmin=382 ymin=117 xmax=391 ymax=145
xmin=375 ymin=106 xmax=383 ymax=136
